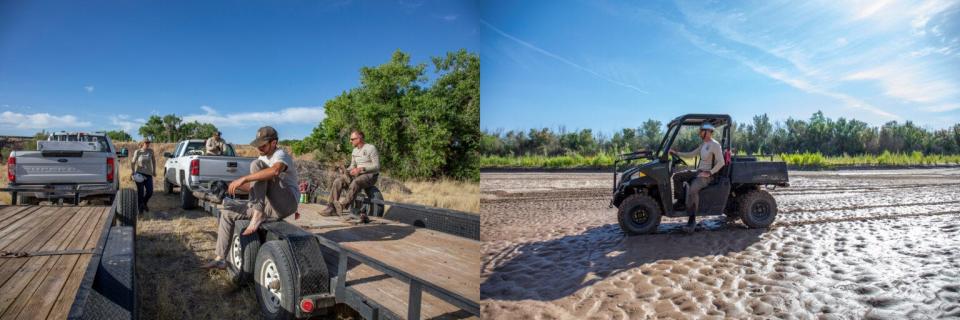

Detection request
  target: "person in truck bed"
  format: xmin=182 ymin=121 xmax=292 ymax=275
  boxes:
xmin=205 ymin=131 xmax=226 ymax=156
xmin=200 ymin=126 xmax=300 ymax=269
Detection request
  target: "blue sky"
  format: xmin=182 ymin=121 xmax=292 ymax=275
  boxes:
xmin=481 ymin=0 xmax=960 ymax=134
xmin=0 ymin=0 xmax=477 ymax=142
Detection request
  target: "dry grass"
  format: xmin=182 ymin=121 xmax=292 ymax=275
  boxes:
xmin=384 ymin=179 xmax=480 ymax=213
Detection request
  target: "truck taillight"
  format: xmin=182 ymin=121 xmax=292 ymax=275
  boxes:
xmin=6 ymin=156 xmax=14 ymax=183
xmin=106 ymin=157 xmax=115 ymax=182
xmin=190 ymin=159 xmax=200 ymax=176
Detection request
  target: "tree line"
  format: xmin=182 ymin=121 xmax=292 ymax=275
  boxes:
xmin=482 ymin=111 xmax=960 ymax=157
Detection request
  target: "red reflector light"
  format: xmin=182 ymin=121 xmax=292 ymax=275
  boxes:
xmin=106 ymin=157 xmax=115 ymax=183
xmin=190 ymin=159 xmax=200 ymax=176
xmin=299 ymin=298 xmax=314 ymax=313
xmin=7 ymin=156 xmax=14 ymax=183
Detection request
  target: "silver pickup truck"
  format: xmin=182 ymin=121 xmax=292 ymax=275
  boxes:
xmin=162 ymin=139 xmax=256 ymax=209
xmin=5 ymin=132 xmax=125 ymax=205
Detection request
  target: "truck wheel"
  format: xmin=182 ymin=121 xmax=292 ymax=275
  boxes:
xmin=738 ymin=189 xmax=777 ymax=228
xmin=255 ymin=241 xmax=297 ymax=320
xmin=361 ymin=187 xmax=385 ymax=217
xmin=19 ymin=195 xmax=40 ymax=206
xmin=180 ymin=184 xmax=197 ymax=210
xmin=163 ymin=173 xmax=174 ymax=194
xmin=115 ymin=188 xmax=138 ymax=230
xmin=617 ymin=194 xmax=662 ymax=235
xmin=228 ymin=220 xmax=261 ymax=287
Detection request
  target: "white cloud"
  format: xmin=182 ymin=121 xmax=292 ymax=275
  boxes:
xmin=481 ymin=19 xmax=649 ymax=95
xmin=922 ymin=103 xmax=960 ymax=112
xmin=442 ymin=14 xmax=458 ymax=21
xmin=845 ymin=63 xmax=957 ymax=103
xmin=84 ymin=85 xmax=95 ymax=93
xmin=110 ymin=114 xmax=145 ymax=133
xmin=0 ymin=111 xmax=91 ymax=129
xmin=183 ymin=105 xmax=326 ymax=127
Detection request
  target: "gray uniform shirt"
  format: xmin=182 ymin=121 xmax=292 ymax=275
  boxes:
xmin=205 ymin=137 xmax=225 ymax=155
xmin=676 ymin=138 xmax=725 ymax=175
xmin=131 ymin=148 xmax=157 ymax=177
xmin=348 ymin=143 xmax=380 ymax=174
xmin=259 ymin=148 xmax=300 ymax=201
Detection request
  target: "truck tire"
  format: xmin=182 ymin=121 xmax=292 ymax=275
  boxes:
xmin=255 ymin=241 xmax=297 ymax=320
xmin=180 ymin=183 xmax=197 ymax=210
xmin=360 ymin=187 xmax=385 ymax=217
xmin=617 ymin=193 xmax=662 ymax=235
xmin=228 ymin=220 xmax=261 ymax=287
xmin=163 ymin=171 xmax=174 ymax=194
xmin=19 ymin=195 xmax=40 ymax=206
xmin=115 ymin=188 xmax=138 ymax=230
xmin=738 ymin=189 xmax=777 ymax=228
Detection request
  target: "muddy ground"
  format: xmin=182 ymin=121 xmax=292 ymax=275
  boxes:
xmin=480 ymin=169 xmax=960 ymax=319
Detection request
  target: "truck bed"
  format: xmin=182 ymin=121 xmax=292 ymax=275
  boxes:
xmin=0 ymin=206 xmax=113 ymax=319
xmin=293 ymin=203 xmax=480 ymax=319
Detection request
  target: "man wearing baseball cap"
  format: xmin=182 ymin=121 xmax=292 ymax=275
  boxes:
xmin=201 ymin=126 xmax=300 ymax=269
xmin=669 ymin=122 xmax=725 ymax=234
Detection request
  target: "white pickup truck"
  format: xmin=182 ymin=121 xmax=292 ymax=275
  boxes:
xmin=162 ymin=139 xmax=256 ymax=209
xmin=5 ymin=132 xmax=125 ymax=205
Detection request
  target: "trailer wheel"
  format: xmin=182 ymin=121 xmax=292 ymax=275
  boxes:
xmin=360 ymin=187 xmax=385 ymax=217
xmin=617 ymin=194 xmax=662 ymax=235
xmin=180 ymin=181 xmax=197 ymax=210
xmin=738 ymin=189 xmax=777 ymax=228
xmin=228 ymin=220 xmax=261 ymax=286
xmin=115 ymin=188 xmax=138 ymax=230
xmin=19 ymin=195 xmax=39 ymax=206
xmin=255 ymin=241 xmax=297 ymax=320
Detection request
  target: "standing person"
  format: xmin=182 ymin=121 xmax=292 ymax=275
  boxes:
xmin=201 ymin=126 xmax=299 ymax=269
xmin=205 ymin=131 xmax=226 ymax=155
xmin=318 ymin=130 xmax=380 ymax=220
xmin=669 ymin=123 xmax=725 ymax=233
xmin=130 ymin=139 xmax=157 ymax=213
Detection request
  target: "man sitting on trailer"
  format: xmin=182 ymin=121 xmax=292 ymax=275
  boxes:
xmin=669 ymin=122 xmax=725 ymax=234
xmin=200 ymin=126 xmax=300 ymax=269
xmin=317 ymin=130 xmax=380 ymax=219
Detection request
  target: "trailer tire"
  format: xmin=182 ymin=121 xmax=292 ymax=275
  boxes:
xmin=228 ymin=220 xmax=261 ymax=287
xmin=115 ymin=188 xmax=138 ymax=230
xmin=180 ymin=182 xmax=197 ymax=210
xmin=617 ymin=193 xmax=662 ymax=235
xmin=738 ymin=189 xmax=777 ymax=228
xmin=255 ymin=241 xmax=297 ymax=320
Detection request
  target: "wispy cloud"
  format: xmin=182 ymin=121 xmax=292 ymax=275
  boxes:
xmin=110 ymin=114 xmax=145 ymax=133
xmin=0 ymin=111 xmax=91 ymax=129
xmin=442 ymin=14 xmax=458 ymax=21
xmin=480 ymin=19 xmax=649 ymax=94
xmin=184 ymin=105 xmax=326 ymax=127
xmin=84 ymin=85 xmax=95 ymax=93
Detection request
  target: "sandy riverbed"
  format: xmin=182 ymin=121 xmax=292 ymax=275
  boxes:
xmin=481 ymin=169 xmax=960 ymax=319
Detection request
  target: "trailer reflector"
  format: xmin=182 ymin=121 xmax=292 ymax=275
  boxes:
xmin=299 ymin=298 xmax=314 ymax=313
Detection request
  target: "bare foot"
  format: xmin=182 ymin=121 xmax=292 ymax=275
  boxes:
xmin=242 ymin=210 xmax=263 ymax=236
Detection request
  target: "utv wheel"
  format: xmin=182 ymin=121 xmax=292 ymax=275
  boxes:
xmin=738 ymin=189 xmax=777 ymax=228
xmin=228 ymin=220 xmax=261 ymax=286
xmin=255 ymin=241 xmax=297 ymax=320
xmin=617 ymin=194 xmax=662 ymax=235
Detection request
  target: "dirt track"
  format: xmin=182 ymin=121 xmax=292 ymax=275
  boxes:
xmin=480 ymin=169 xmax=960 ymax=319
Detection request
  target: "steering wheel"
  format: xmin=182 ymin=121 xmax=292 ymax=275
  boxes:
xmin=670 ymin=153 xmax=688 ymax=166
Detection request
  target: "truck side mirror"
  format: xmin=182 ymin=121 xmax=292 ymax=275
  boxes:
xmin=116 ymin=148 xmax=128 ymax=158
xmin=163 ymin=152 xmax=173 ymax=158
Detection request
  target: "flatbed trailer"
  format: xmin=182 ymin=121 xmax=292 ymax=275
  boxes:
xmin=195 ymin=190 xmax=480 ymax=320
xmin=0 ymin=189 xmax=138 ymax=320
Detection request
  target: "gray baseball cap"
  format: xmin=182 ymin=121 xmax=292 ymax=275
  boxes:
xmin=250 ymin=126 xmax=278 ymax=147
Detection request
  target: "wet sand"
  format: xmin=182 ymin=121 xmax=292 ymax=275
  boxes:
xmin=481 ymin=169 xmax=960 ymax=319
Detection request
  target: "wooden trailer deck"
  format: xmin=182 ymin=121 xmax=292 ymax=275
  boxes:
xmin=293 ymin=203 xmax=480 ymax=319
xmin=0 ymin=206 xmax=112 ymax=320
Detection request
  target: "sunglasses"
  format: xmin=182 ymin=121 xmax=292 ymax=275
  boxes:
xmin=350 ymin=137 xmax=359 ymax=141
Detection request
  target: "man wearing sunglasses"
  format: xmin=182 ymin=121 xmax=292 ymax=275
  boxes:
xmin=318 ymin=130 xmax=380 ymax=220
xmin=669 ymin=123 xmax=725 ymax=233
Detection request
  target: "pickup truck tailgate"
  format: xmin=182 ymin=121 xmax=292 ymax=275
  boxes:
xmin=196 ymin=156 xmax=255 ymax=182
xmin=13 ymin=151 xmax=109 ymax=184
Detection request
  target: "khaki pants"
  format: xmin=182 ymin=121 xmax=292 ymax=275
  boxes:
xmin=330 ymin=172 xmax=376 ymax=207
xmin=685 ymin=174 xmax=713 ymax=216
xmin=215 ymin=160 xmax=298 ymax=258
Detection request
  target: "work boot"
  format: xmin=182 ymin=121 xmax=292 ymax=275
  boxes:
xmin=332 ymin=201 xmax=345 ymax=216
xmin=317 ymin=205 xmax=335 ymax=216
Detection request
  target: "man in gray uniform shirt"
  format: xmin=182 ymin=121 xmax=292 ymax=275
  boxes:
xmin=669 ymin=123 xmax=725 ymax=234
xmin=319 ymin=130 xmax=380 ymax=219
xmin=201 ymin=126 xmax=299 ymax=269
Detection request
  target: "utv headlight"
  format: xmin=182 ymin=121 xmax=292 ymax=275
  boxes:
xmin=631 ymin=171 xmax=646 ymax=180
